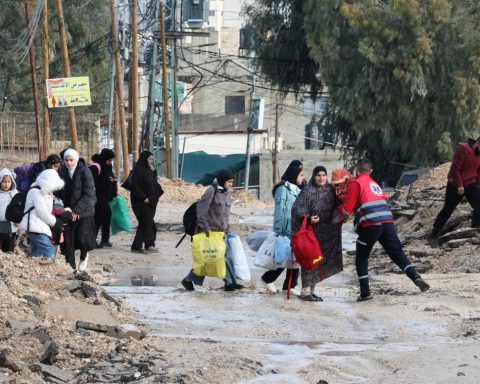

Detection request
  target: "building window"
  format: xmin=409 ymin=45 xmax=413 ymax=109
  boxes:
xmin=225 ymin=96 xmax=245 ymax=115
xmin=209 ymin=10 xmax=215 ymax=16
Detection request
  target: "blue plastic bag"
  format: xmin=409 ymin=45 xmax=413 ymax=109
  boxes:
xmin=274 ymin=235 xmax=293 ymax=268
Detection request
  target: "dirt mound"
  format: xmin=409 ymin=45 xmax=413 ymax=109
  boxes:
xmin=390 ymin=162 xmax=480 ymax=274
xmin=409 ymin=162 xmax=451 ymax=197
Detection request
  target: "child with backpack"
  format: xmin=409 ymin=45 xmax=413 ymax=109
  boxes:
xmin=19 ymin=169 xmax=66 ymax=260
xmin=181 ymin=169 xmax=243 ymax=292
xmin=0 ymin=169 xmax=18 ymax=252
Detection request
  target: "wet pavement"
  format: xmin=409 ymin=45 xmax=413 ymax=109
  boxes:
xmin=103 ymin=215 xmax=468 ymax=383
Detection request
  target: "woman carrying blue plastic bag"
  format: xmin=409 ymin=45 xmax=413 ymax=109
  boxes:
xmin=261 ymin=160 xmax=305 ymax=296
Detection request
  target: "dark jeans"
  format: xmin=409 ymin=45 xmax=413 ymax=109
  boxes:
xmin=131 ymin=199 xmax=157 ymax=250
xmin=433 ymin=182 xmax=480 ymax=233
xmin=0 ymin=233 xmax=15 ymax=252
xmin=356 ymin=223 xmax=420 ymax=296
xmin=261 ymin=268 xmax=299 ymax=290
xmin=95 ymin=201 xmax=112 ymax=243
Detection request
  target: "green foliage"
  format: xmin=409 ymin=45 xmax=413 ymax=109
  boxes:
xmin=0 ymin=0 xmax=110 ymax=113
xmin=304 ymin=0 xmax=480 ymax=169
xmin=242 ymin=0 xmax=322 ymax=98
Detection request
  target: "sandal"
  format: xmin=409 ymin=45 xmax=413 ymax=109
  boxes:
xmin=300 ymin=294 xmax=315 ymax=301
xmin=311 ymin=293 xmax=323 ymax=302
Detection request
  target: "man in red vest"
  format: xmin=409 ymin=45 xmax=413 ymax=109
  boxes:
xmin=339 ymin=158 xmax=430 ymax=301
xmin=427 ymin=138 xmax=480 ymax=246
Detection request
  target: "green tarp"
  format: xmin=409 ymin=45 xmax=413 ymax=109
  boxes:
xmin=181 ymin=151 xmax=259 ymax=186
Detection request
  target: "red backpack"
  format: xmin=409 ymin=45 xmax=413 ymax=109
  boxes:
xmin=291 ymin=216 xmax=324 ymax=270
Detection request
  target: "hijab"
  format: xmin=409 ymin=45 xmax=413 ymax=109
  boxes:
xmin=272 ymin=160 xmax=304 ymax=196
xmin=135 ymin=150 xmax=153 ymax=171
xmin=214 ymin=169 xmax=235 ymax=191
xmin=308 ymin=165 xmax=328 ymax=187
xmin=63 ymin=148 xmax=79 ymax=178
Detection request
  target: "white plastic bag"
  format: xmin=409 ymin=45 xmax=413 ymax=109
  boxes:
xmin=227 ymin=234 xmax=251 ymax=283
xmin=246 ymin=230 xmax=274 ymax=251
xmin=254 ymin=233 xmax=277 ymax=270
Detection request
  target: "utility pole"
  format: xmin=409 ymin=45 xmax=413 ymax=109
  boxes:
xmin=273 ymin=103 xmax=280 ymax=185
xmin=107 ymin=55 xmax=115 ymax=149
xmin=113 ymin=92 xmax=120 ymax=177
xmin=24 ymin=0 xmax=43 ymax=161
xmin=109 ymin=0 xmax=130 ymax=178
xmin=162 ymin=2 xmax=172 ymax=178
xmin=41 ymin=0 xmax=50 ymax=157
xmin=131 ymin=0 xmax=139 ymax=162
xmin=55 ymin=0 xmax=78 ymax=150
xmin=170 ymin=0 xmax=178 ymax=179
xmin=146 ymin=1 xmax=159 ymax=153
xmin=244 ymin=63 xmax=256 ymax=190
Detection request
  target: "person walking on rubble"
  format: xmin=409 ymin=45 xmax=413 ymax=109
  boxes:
xmin=338 ymin=158 xmax=430 ymax=301
xmin=427 ymin=137 xmax=480 ymax=246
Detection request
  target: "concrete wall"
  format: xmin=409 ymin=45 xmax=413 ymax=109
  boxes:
xmin=0 ymin=112 xmax=101 ymax=165
xmin=179 ymin=132 xmax=265 ymax=155
xmin=258 ymin=149 xmax=345 ymax=201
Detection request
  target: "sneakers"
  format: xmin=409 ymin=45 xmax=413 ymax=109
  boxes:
xmin=78 ymin=253 xmax=89 ymax=272
xmin=131 ymin=248 xmax=146 ymax=254
xmin=414 ymin=277 xmax=430 ymax=292
xmin=225 ymin=283 xmax=244 ymax=291
xmin=181 ymin=278 xmax=194 ymax=291
xmin=144 ymin=246 xmax=158 ymax=253
xmin=283 ymin=288 xmax=301 ymax=297
xmin=357 ymin=294 xmax=373 ymax=302
xmin=262 ymin=281 xmax=277 ymax=294
xmin=224 ymin=284 xmax=236 ymax=291
xmin=100 ymin=242 xmax=112 ymax=248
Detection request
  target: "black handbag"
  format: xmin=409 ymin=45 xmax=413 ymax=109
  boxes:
xmin=0 ymin=221 xmax=12 ymax=234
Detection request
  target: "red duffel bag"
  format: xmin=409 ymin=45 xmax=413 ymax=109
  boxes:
xmin=291 ymin=216 xmax=324 ymax=270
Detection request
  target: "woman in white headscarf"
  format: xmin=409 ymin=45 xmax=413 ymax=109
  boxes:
xmin=57 ymin=149 xmax=97 ymax=272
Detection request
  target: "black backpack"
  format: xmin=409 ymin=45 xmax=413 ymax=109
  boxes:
xmin=175 ymin=186 xmax=218 ymax=248
xmin=5 ymin=186 xmax=39 ymax=224
xmin=121 ymin=170 xmax=135 ymax=191
xmin=175 ymin=202 xmax=197 ymax=248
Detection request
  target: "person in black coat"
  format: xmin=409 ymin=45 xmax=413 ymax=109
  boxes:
xmin=57 ymin=148 xmax=97 ymax=272
xmin=90 ymin=148 xmax=117 ymax=247
xmin=130 ymin=150 xmax=163 ymax=253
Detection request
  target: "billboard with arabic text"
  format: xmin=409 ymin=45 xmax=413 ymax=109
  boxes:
xmin=46 ymin=76 xmax=91 ymax=108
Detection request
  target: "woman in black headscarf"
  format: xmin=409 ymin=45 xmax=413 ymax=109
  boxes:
xmin=261 ymin=160 xmax=305 ymax=296
xmin=90 ymin=148 xmax=117 ymax=247
xmin=291 ymin=165 xmax=343 ymax=302
xmin=130 ymin=150 xmax=163 ymax=253
xmin=181 ymin=169 xmax=242 ymax=292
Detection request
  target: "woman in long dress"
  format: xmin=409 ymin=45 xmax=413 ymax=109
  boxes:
xmin=291 ymin=166 xmax=343 ymax=301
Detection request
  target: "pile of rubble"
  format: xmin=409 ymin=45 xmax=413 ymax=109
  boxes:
xmin=387 ymin=162 xmax=480 ymax=274
xmin=0 ymin=251 xmax=175 ymax=383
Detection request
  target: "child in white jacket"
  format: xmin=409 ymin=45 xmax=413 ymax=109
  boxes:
xmin=19 ymin=169 xmax=65 ymax=259
xmin=0 ymin=168 xmax=18 ymax=252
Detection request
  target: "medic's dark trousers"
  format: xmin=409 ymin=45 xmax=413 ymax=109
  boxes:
xmin=355 ymin=223 xmax=420 ymax=297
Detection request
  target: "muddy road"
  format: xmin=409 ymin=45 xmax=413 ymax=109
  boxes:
xmin=89 ymin=202 xmax=480 ymax=384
